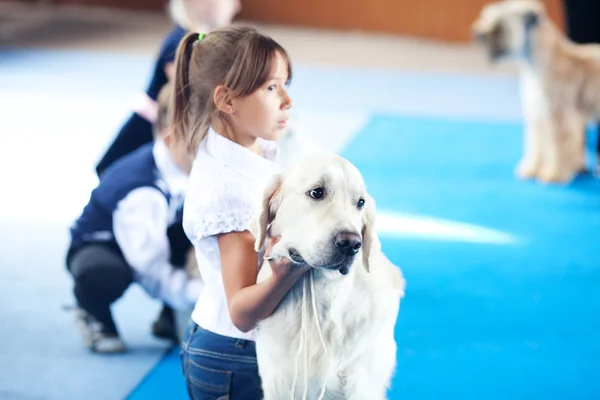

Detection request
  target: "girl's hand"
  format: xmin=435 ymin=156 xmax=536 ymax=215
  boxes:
xmin=264 ymin=236 xmax=309 ymax=281
xmin=218 ymin=231 xmax=308 ymax=332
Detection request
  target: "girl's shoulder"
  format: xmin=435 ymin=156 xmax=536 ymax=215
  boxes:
xmin=183 ymin=153 xmax=258 ymax=243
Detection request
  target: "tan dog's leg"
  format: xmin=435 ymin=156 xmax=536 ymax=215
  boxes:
xmin=572 ymin=113 xmax=588 ymax=173
xmin=516 ymin=114 xmax=545 ymax=179
xmin=539 ymin=109 xmax=579 ymax=183
xmin=516 ymin=73 xmax=544 ymax=179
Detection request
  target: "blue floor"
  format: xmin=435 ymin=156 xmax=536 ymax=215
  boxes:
xmin=2 ymin=47 xmax=599 ymax=400
xmin=129 ymin=115 xmax=600 ymax=399
xmin=346 ymin=115 xmax=600 ymax=399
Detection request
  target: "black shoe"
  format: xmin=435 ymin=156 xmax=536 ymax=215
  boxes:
xmin=75 ymin=308 xmax=126 ymax=354
xmin=151 ymin=305 xmax=178 ymax=342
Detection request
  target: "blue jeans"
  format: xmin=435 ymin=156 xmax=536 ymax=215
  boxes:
xmin=180 ymin=322 xmax=263 ymax=399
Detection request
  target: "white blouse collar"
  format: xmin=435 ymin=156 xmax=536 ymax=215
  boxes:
xmin=204 ymin=126 xmax=279 ymax=180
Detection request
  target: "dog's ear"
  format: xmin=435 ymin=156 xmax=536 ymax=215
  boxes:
xmin=249 ymin=173 xmax=283 ymax=252
xmin=361 ymin=193 xmax=380 ymax=273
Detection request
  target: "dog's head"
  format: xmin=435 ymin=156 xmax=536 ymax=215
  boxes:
xmin=249 ymin=153 xmax=377 ymax=276
xmin=472 ymin=0 xmax=545 ymax=62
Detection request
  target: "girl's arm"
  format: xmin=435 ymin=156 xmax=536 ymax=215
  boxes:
xmin=219 ymin=230 xmax=307 ymax=332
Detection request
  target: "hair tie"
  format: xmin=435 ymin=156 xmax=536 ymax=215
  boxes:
xmin=197 ymin=33 xmax=206 ymax=41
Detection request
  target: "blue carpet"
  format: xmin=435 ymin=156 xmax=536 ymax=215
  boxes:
xmin=129 ymin=114 xmax=600 ymax=399
xmin=346 ymin=114 xmax=600 ymax=399
xmin=127 ymin=347 xmax=187 ymax=400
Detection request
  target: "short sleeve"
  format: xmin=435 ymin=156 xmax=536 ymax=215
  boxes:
xmin=183 ymin=167 xmax=257 ymax=244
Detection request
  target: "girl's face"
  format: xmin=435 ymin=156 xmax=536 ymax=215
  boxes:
xmin=187 ymin=0 xmax=241 ymax=29
xmin=230 ymin=52 xmax=293 ymax=144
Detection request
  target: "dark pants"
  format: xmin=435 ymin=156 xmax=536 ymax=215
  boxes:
xmin=67 ymin=244 xmax=132 ymax=334
xmin=96 ymin=112 xmax=154 ymax=177
xmin=563 ymin=0 xmax=600 ymax=158
xmin=67 ymin=223 xmax=192 ymax=334
xmin=180 ymin=322 xmax=263 ymax=400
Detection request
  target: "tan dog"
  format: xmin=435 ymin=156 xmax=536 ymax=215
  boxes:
xmin=249 ymin=153 xmax=405 ymax=400
xmin=472 ymin=0 xmax=600 ymax=183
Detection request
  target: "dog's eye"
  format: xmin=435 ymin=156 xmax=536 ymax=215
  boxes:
xmin=357 ymin=198 xmax=365 ymax=209
xmin=308 ymin=187 xmax=324 ymax=200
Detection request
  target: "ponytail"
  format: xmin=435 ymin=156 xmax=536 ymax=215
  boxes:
xmin=171 ymin=32 xmax=199 ymax=152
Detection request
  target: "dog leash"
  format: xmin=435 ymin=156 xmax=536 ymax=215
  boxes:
xmin=290 ymin=270 xmax=329 ymax=400
xmin=290 ymin=272 xmax=307 ymax=399
xmin=310 ymin=271 xmax=329 ymax=400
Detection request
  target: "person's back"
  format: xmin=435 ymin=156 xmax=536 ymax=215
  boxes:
xmin=71 ymin=144 xmax=166 ymax=252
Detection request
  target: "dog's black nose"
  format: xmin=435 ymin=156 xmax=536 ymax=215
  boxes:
xmin=335 ymin=232 xmax=362 ymax=256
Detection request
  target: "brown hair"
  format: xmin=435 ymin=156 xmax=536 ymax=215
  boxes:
xmin=154 ymin=83 xmax=173 ymax=139
xmin=171 ymin=25 xmax=293 ymax=152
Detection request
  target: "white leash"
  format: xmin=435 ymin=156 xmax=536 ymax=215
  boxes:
xmin=290 ymin=270 xmax=329 ymax=400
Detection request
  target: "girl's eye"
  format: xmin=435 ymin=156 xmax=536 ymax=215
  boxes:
xmin=267 ymin=84 xmax=276 ymax=91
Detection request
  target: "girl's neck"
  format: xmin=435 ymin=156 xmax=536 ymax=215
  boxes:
xmin=212 ymin=118 xmax=261 ymax=155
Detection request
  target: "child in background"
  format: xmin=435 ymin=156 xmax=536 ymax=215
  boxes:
xmin=95 ymin=0 xmax=241 ymax=176
xmin=67 ymin=84 xmax=198 ymax=354
xmin=172 ymin=27 xmax=308 ymax=399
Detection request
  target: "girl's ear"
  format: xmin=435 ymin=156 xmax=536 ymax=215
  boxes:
xmin=213 ymin=85 xmax=234 ymax=115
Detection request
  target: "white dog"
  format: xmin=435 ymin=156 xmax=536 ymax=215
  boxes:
xmin=473 ymin=0 xmax=600 ymax=183
xmin=249 ymin=153 xmax=405 ymax=400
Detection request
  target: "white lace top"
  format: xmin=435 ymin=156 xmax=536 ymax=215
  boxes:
xmin=183 ymin=127 xmax=280 ymax=340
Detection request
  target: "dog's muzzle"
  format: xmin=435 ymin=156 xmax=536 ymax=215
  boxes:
xmin=286 ymin=232 xmax=362 ymax=275
xmin=474 ymin=25 xmax=506 ymax=61
xmin=334 ymin=231 xmax=362 ymax=256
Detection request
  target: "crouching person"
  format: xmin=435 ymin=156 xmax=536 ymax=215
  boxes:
xmin=66 ymin=84 xmax=199 ymax=353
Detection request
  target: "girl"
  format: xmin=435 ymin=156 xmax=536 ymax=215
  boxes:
xmin=95 ymin=0 xmax=241 ymax=177
xmin=173 ymin=26 xmax=308 ymax=399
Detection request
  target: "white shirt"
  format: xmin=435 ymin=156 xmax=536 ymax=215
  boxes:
xmin=183 ymin=127 xmax=280 ymax=340
xmin=113 ymin=139 xmax=201 ymax=311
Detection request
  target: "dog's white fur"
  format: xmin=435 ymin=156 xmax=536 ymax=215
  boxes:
xmin=248 ymin=153 xmax=405 ymax=400
xmin=473 ymin=0 xmax=600 ymax=183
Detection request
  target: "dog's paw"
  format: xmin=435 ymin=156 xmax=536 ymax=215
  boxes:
xmin=538 ymin=167 xmax=574 ymax=184
xmin=515 ymin=161 xmax=539 ymax=179
xmin=575 ymin=158 xmax=588 ymax=174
